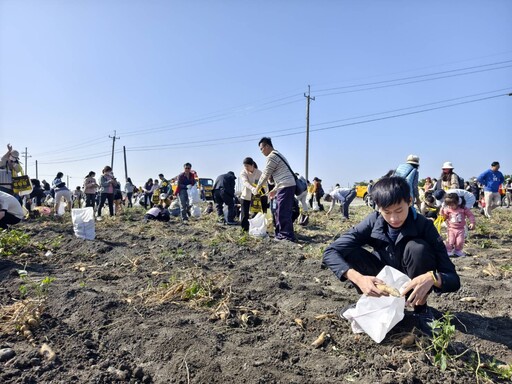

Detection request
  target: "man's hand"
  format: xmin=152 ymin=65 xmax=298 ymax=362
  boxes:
xmin=347 ymin=270 xmax=388 ymax=297
xmin=268 ymin=190 xmax=276 ymax=199
xmin=401 ymin=272 xmax=434 ymax=306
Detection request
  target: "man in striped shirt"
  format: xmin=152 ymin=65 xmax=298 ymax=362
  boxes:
xmin=255 ymin=137 xmax=296 ymax=242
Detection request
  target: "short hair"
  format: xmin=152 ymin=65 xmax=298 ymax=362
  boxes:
xmin=243 ymin=157 xmax=255 ymax=166
xmin=56 ymin=172 xmax=63 ymax=178
xmin=258 ymin=137 xmax=273 ymax=147
xmin=491 ymin=161 xmax=500 ymax=167
xmin=102 ymin=166 xmax=112 ymax=173
xmin=184 ymin=162 xmax=192 ymax=168
xmin=371 ymin=176 xmax=411 ymax=208
xmin=158 ymin=173 xmax=164 ymax=177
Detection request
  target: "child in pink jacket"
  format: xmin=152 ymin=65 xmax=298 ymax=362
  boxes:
xmin=440 ymin=192 xmax=475 ymax=257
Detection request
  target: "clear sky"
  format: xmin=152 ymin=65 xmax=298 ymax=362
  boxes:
xmin=1 ymin=0 xmax=511 ymax=191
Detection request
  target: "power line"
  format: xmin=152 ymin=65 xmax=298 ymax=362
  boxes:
xmin=315 ymin=59 xmax=512 ymax=94
xmin=315 ymin=64 xmax=512 ymax=98
xmin=123 ymin=90 xmax=510 ymax=152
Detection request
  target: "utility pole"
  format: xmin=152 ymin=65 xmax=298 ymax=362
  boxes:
xmin=123 ymin=146 xmax=128 ymax=181
xmin=35 ymin=160 xmax=38 ymax=179
xmin=21 ymin=147 xmax=32 ymax=175
xmin=304 ymin=85 xmax=315 ymax=181
xmin=109 ymin=130 xmax=120 ymax=170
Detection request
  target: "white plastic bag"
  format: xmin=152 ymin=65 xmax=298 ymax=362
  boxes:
xmin=57 ymin=198 xmax=66 ymax=216
xmin=71 ymin=207 xmax=96 ymax=240
xmin=188 ymin=185 xmax=201 ymax=204
xmin=191 ymin=204 xmax=201 ymax=218
xmin=248 ymin=212 xmax=267 ymax=237
xmin=342 ymin=266 xmax=411 ymax=343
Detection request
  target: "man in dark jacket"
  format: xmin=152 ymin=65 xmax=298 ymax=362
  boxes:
xmin=213 ymin=171 xmax=237 ymax=224
xmin=323 ymin=176 xmax=460 ymax=335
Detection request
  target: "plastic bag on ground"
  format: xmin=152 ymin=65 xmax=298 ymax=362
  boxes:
xmin=342 ymin=266 xmax=411 ymax=343
xmin=248 ymin=212 xmax=267 ymax=237
xmin=188 ymin=185 xmax=201 ymax=204
xmin=57 ymin=199 xmax=66 ymax=216
xmin=71 ymin=207 xmax=96 ymax=240
xmin=191 ymin=204 xmax=201 ymax=218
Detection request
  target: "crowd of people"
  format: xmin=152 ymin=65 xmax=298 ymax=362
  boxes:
xmin=1 ymin=141 xmax=510 ymax=337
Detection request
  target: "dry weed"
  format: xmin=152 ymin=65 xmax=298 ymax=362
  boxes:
xmin=140 ymin=269 xmax=231 ymax=309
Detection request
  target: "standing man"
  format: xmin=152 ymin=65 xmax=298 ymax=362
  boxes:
xmin=394 ymin=154 xmax=420 ymax=209
xmin=254 ymin=137 xmax=296 ymax=242
xmin=175 ymin=163 xmax=196 ymax=222
xmin=324 ymin=186 xmax=357 ymax=220
xmin=477 ymin=161 xmax=505 ymax=218
xmin=213 ymin=171 xmax=237 ymax=224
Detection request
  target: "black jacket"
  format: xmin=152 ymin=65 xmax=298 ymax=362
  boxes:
xmin=213 ymin=172 xmax=236 ymax=197
xmin=323 ymin=208 xmax=460 ymax=293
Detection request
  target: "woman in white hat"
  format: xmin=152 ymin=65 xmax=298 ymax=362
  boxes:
xmin=0 ymin=144 xmax=24 ymax=194
xmin=436 ymin=162 xmax=461 ymax=191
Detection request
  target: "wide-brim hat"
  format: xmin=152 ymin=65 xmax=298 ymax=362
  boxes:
xmin=9 ymin=150 xmax=20 ymax=160
xmin=442 ymin=161 xmax=454 ymax=169
xmin=406 ymin=154 xmax=420 ymax=165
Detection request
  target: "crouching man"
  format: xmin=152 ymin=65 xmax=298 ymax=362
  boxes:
xmin=322 ymin=176 xmax=460 ymax=335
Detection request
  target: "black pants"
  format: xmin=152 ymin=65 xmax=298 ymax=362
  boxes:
xmin=85 ymin=193 xmax=96 ymax=209
xmin=213 ymin=189 xmax=235 ymax=222
xmin=240 ymin=199 xmax=252 ymax=231
xmin=343 ymin=239 xmax=436 ymax=293
xmin=126 ymin=192 xmax=133 ymax=208
xmin=0 ymin=212 xmax=21 ymax=229
xmin=144 ymin=193 xmax=153 ymax=208
xmin=97 ymin=193 xmax=114 ymax=217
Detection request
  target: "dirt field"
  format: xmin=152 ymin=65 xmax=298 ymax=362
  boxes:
xmin=1 ymin=202 xmax=511 ymax=383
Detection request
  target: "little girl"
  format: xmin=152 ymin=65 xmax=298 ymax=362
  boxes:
xmin=440 ymin=192 xmax=475 ymax=257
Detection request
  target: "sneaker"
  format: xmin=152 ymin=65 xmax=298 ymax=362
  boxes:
xmin=226 ymin=221 xmax=238 ymax=226
xmin=96 ymin=216 xmax=103 ymax=221
xmin=413 ymin=306 xmax=439 ymax=337
xmin=454 ymin=250 xmax=465 ymax=257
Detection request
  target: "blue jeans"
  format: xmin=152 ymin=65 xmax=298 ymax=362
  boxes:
xmin=178 ymin=189 xmax=190 ymax=220
xmin=341 ymin=190 xmax=356 ymax=219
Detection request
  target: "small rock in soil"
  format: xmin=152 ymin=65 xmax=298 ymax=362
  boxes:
xmin=0 ymin=348 xmax=16 ymax=362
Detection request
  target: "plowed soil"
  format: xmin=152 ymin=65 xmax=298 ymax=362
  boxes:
xmin=1 ymin=203 xmax=511 ymax=383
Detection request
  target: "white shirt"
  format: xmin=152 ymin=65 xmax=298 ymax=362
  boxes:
xmin=0 ymin=190 xmax=24 ymax=219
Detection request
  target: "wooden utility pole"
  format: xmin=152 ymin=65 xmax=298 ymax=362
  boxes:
xmin=304 ymin=85 xmax=315 ymax=181
xmin=123 ymin=146 xmax=128 ymax=181
xmin=21 ymin=147 xmax=31 ymax=175
xmin=109 ymin=130 xmax=120 ymax=169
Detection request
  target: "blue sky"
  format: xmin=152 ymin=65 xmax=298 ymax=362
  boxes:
xmin=1 ymin=0 xmax=511 ymax=190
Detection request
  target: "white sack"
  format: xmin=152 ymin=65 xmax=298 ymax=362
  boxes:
xmin=71 ymin=207 xmax=96 ymax=240
xmin=342 ymin=266 xmax=411 ymax=343
xmin=248 ymin=212 xmax=267 ymax=237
